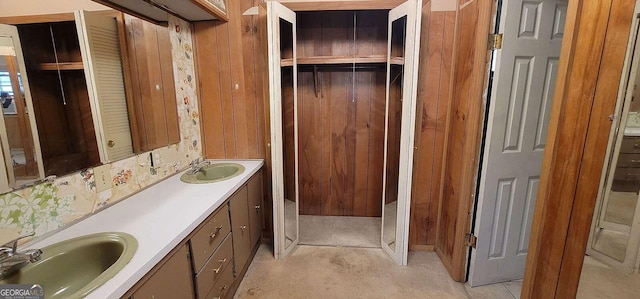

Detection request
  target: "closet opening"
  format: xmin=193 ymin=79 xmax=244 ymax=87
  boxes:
xmin=279 ymin=9 xmax=401 ymax=248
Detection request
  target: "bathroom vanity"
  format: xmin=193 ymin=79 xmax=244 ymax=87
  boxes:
xmin=23 ymin=159 xmax=264 ymax=298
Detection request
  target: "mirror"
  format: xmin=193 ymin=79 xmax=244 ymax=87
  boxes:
xmin=0 ymin=28 xmax=44 ymax=191
xmin=0 ymin=4 xmax=181 ymax=192
xmin=382 ymin=15 xmax=407 ymax=252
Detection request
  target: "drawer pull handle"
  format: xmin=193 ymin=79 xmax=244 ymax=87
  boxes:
xmin=213 ymin=285 xmax=228 ymax=299
xmin=209 ymin=225 xmax=223 ymax=241
xmin=255 ymin=205 xmax=261 ymax=210
xmin=241 ymin=225 xmax=247 ymax=230
xmin=634 ymin=144 xmax=640 ymax=148
xmin=631 ymin=160 xmax=640 ymax=163
xmin=214 ymin=258 xmax=227 ymax=273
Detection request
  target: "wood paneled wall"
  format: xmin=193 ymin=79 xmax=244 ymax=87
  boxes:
xmin=194 ymin=0 xmax=266 ymax=160
xmin=409 ymin=2 xmax=456 ymax=249
xmin=435 ymin=0 xmax=493 ymax=281
xmin=295 ymin=69 xmax=388 ymax=216
xmin=293 ymin=11 xmax=389 ymax=217
xmin=194 ymin=0 xmax=270 ymax=238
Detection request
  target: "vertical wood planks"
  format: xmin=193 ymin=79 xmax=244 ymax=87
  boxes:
xmin=196 ymin=0 xmax=267 ymax=160
xmin=409 ymin=2 xmax=456 ymax=249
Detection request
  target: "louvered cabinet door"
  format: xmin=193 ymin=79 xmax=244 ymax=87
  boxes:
xmin=75 ymin=10 xmax=134 ymax=162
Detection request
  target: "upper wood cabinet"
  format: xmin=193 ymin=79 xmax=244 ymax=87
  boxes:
xmin=93 ymin=0 xmax=228 ymax=24
xmin=121 ymin=15 xmax=180 ymax=153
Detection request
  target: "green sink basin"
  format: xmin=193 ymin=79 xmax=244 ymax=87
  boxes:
xmin=0 ymin=232 xmax=137 ymax=299
xmin=181 ymin=162 xmax=245 ymax=184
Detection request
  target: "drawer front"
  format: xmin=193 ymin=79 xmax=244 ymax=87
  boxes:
xmin=616 ymin=153 xmax=640 ymax=168
xmin=614 ymin=166 xmax=640 ymax=180
xmin=196 ymin=234 xmax=234 ymax=299
xmin=620 ymin=137 xmax=640 ymax=153
xmin=191 ymin=205 xmax=231 ymax=272
xmin=204 ymin=258 xmax=235 ymax=299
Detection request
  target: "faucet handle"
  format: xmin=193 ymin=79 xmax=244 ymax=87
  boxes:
xmin=1 ymin=232 xmax=35 ymax=253
xmin=192 ymin=157 xmax=203 ymax=167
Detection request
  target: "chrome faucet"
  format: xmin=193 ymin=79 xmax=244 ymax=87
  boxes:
xmin=0 ymin=232 xmax=42 ymax=279
xmin=187 ymin=158 xmax=209 ymax=175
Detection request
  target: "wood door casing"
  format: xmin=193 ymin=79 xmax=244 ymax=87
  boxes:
xmin=522 ymin=0 xmax=636 ymax=297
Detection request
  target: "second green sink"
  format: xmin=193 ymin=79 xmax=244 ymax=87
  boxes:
xmin=0 ymin=232 xmax=137 ymax=299
xmin=181 ymin=162 xmax=245 ymax=184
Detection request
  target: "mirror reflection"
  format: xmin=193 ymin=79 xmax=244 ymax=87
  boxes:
xmin=0 ymin=40 xmax=42 ymax=186
xmin=0 ymin=3 xmax=181 ymax=192
xmin=280 ymin=18 xmax=297 ymax=250
xmin=382 ymin=15 xmax=407 ymax=252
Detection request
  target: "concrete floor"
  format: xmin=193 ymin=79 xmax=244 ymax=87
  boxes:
xmin=234 ymin=245 xmax=520 ymax=299
xmin=299 ymin=216 xmax=381 ymax=248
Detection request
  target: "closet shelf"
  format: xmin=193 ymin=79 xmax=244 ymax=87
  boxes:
xmin=281 ymin=55 xmax=388 ymax=66
xmin=390 ymin=57 xmax=404 ymax=65
xmin=36 ymin=62 xmax=84 ymax=71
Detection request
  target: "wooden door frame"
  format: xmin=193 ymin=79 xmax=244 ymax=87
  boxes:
xmin=522 ymin=0 xmax=636 ymax=298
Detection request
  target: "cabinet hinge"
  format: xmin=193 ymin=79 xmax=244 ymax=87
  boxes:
xmin=488 ymin=33 xmax=503 ymax=50
xmin=465 ymin=233 xmax=477 ymax=248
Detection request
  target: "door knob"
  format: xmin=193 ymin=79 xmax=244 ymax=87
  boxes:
xmin=107 ymin=140 xmax=115 ymax=147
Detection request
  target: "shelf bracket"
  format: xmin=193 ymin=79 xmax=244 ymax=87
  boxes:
xmin=313 ymin=65 xmax=320 ymax=98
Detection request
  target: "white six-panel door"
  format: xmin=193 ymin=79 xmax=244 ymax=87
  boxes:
xmin=469 ymin=0 xmax=567 ymax=286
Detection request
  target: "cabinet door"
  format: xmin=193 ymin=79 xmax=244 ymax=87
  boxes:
xmin=248 ymin=171 xmax=264 ymax=247
xmin=132 ymin=244 xmax=194 ymax=299
xmin=230 ymin=187 xmax=251 ymax=273
xmin=75 ymin=10 xmax=134 ymax=162
xmin=122 ymin=15 xmax=180 ymax=153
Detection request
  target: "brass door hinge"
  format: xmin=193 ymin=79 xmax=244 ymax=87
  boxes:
xmin=465 ymin=233 xmax=477 ymax=248
xmin=488 ymin=33 xmax=503 ymax=50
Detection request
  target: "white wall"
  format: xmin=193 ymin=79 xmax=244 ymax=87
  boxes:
xmin=0 ymin=0 xmax=109 ymax=17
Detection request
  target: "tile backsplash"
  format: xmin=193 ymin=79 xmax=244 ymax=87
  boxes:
xmin=0 ymin=16 xmax=202 ymax=245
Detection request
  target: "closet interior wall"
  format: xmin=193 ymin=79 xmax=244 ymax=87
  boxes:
xmin=280 ymin=10 xmax=391 ymax=217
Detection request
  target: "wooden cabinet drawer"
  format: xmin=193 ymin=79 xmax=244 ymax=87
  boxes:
xmin=195 ymin=234 xmax=234 ymax=299
xmin=620 ymin=137 xmax=640 ymax=153
xmin=616 ymin=153 xmax=640 ymax=168
xmin=204 ymin=259 xmax=234 ymax=299
xmin=191 ymin=205 xmax=231 ymax=272
xmin=613 ymin=166 xmax=640 ymax=180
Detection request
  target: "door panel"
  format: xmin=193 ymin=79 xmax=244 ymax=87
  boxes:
xmin=75 ymin=10 xmax=133 ymax=162
xmin=470 ymin=0 xmax=567 ymax=286
xmin=267 ymin=1 xmax=299 ymax=259
xmin=381 ymin=0 xmax=422 ymax=265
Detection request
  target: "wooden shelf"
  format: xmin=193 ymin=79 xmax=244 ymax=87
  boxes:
xmin=390 ymin=57 xmax=404 ymax=65
xmin=281 ymin=55 xmax=388 ymax=67
xmin=37 ymin=62 xmax=84 ymax=71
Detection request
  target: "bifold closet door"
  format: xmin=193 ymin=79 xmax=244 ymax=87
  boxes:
xmin=267 ymin=1 xmax=299 ymax=260
xmin=381 ymin=0 xmax=422 ymax=265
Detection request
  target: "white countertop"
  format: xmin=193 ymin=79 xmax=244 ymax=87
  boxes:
xmin=26 ymin=159 xmax=264 ymax=299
